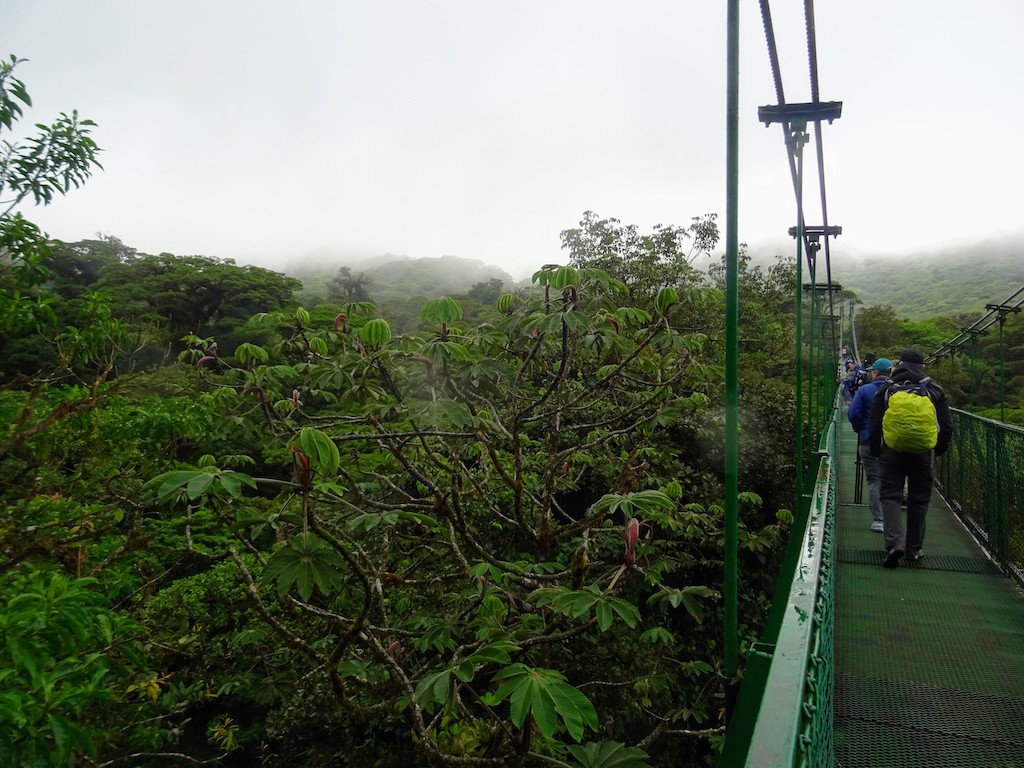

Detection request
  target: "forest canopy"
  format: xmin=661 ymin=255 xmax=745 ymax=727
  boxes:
xmin=3 ymin=51 xmax=1023 ymax=768
xmin=3 ymin=96 xmax=803 ymax=768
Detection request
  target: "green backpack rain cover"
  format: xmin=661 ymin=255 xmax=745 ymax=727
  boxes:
xmin=882 ymin=377 xmax=938 ymax=454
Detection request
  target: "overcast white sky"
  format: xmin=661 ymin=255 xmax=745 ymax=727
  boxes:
xmin=6 ymin=1 xmax=1023 ymax=278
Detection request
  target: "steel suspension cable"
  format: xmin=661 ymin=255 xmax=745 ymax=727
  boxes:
xmin=759 ymin=0 xmax=802 ymax=209
xmin=805 ymin=0 xmax=838 ymax=352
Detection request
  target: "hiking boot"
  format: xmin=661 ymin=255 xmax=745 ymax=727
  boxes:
xmin=883 ymin=546 xmax=905 ymax=568
xmin=870 ymin=520 xmax=884 ymax=532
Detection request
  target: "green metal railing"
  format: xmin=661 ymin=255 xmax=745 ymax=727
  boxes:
xmin=719 ymin=399 xmax=839 ymax=767
xmin=937 ymin=408 xmax=1024 ymax=583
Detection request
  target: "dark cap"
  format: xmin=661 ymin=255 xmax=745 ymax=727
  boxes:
xmin=899 ymin=348 xmax=925 ymax=365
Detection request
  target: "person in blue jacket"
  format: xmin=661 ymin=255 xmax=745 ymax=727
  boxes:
xmin=848 ymin=357 xmax=893 ymax=532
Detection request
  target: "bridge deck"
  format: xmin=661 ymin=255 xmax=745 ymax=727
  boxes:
xmin=834 ymin=426 xmax=1024 ymax=767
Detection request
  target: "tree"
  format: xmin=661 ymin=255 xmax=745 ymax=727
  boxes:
xmin=560 ymin=211 xmax=719 ymax=304
xmin=0 ymin=199 xmax=797 ymax=765
xmin=466 ymin=276 xmax=504 ymax=304
xmin=1 ymin=55 xmax=102 ymax=335
xmin=144 ymin=265 xmax=790 ymax=766
xmin=853 ymin=304 xmax=904 ymax=358
xmin=327 ymin=265 xmax=372 ymax=303
xmin=0 ymin=54 xmax=160 ymax=768
xmin=43 ymin=234 xmax=138 ymax=298
xmin=94 ymin=252 xmax=302 ymax=343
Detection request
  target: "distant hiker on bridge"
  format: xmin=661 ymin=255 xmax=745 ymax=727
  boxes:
xmin=842 ymin=360 xmax=860 ymax=405
xmin=868 ymin=349 xmax=955 ymax=568
xmin=848 ymin=357 xmax=893 ymax=533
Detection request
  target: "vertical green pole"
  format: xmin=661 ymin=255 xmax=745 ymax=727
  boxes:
xmin=839 ymin=302 xmax=845 ymax=353
xmin=793 ymin=129 xmax=806 ymax=498
xmin=998 ymin=315 xmax=1006 ymax=422
xmin=969 ymin=339 xmax=976 ymax=410
xmin=723 ymin=0 xmax=740 ymax=704
xmin=807 ymin=279 xmax=815 ymax=446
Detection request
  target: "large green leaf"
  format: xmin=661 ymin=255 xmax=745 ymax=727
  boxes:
xmin=647 ymin=584 xmax=720 ymax=621
xmin=294 ymin=427 xmax=341 ymax=477
xmin=262 ymin=532 xmax=346 ymax=601
xmin=218 ymin=470 xmax=257 ymax=498
xmin=529 ymin=586 xmax=640 ymax=632
xmin=151 ymin=468 xmax=255 ymax=501
xmin=591 ymin=490 xmax=671 ymax=519
xmin=464 ymin=640 xmax=519 ymax=666
xmin=419 ymin=296 xmax=463 ymax=325
xmin=491 ymin=665 xmax=597 ymax=742
xmin=414 ymin=669 xmax=453 ymax=713
xmin=153 ymin=469 xmax=207 ymax=500
xmin=566 ymin=740 xmax=653 ymax=768
xmin=185 ymin=472 xmax=215 ymax=499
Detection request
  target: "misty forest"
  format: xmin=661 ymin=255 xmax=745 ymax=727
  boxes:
xmin=3 ymin=55 xmax=1024 ymax=768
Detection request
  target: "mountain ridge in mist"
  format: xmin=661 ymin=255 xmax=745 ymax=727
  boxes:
xmin=741 ymin=235 xmax=1024 ymax=320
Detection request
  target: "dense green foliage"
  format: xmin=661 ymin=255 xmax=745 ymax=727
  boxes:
xmin=2 ymin=253 xmax=798 ymax=765
xmin=3 ymin=88 xmax=800 ymax=768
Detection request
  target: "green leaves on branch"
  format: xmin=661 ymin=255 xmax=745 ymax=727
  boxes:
xmin=0 ymin=570 xmax=140 ymax=767
xmin=359 ymin=317 xmax=392 ymax=348
xmin=418 ymin=296 xmax=463 ymax=326
xmin=549 ymin=266 xmax=580 ymax=290
xmin=152 ymin=468 xmax=257 ymax=502
xmin=591 ymin=490 xmax=675 ymax=518
xmin=234 ymin=342 xmax=269 ymax=366
xmin=2 ymin=56 xmax=103 ymax=214
xmin=529 ymin=585 xmax=640 ymax=632
xmin=308 ymin=335 xmax=329 ymax=357
xmin=647 ymin=584 xmax=720 ymax=622
xmin=567 ymin=740 xmax=654 ymax=768
xmin=414 ymin=640 xmax=519 ymax=713
xmin=4 ymin=110 xmax=102 ymax=208
xmin=262 ymin=532 xmax=346 ymax=601
xmin=654 ymin=286 xmax=679 ymax=316
xmin=0 ymin=55 xmax=32 ymax=130
xmin=291 ymin=427 xmax=340 ymax=478
xmin=490 ymin=664 xmax=598 ymax=742
xmin=0 ymin=55 xmax=96 ymax=331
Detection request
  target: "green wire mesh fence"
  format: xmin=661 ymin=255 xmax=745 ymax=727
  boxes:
xmin=937 ymin=409 xmax=1024 ymax=584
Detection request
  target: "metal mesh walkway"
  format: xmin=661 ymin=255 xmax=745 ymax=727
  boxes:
xmin=834 ymin=426 xmax=1024 ymax=767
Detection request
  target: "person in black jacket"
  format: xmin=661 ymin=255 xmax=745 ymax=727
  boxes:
xmin=868 ymin=348 xmax=955 ymax=567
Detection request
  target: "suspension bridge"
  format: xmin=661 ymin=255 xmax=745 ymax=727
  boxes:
xmin=716 ymin=2 xmax=1024 ymax=765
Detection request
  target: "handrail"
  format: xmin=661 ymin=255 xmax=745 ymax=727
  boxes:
xmin=719 ymin=402 xmax=839 ymax=767
xmin=745 ymin=418 xmax=835 ymax=767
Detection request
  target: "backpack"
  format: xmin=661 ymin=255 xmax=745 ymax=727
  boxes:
xmin=882 ymin=377 xmax=938 ymax=453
